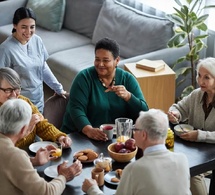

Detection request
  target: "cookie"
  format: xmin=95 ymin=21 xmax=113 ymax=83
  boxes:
xmin=115 ymin=169 xmax=123 ymax=178
xmin=74 ymin=152 xmax=84 ymax=158
xmin=111 ymin=177 xmax=120 ymax=183
xmin=80 ymin=149 xmax=94 ymax=153
xmin=74 ymin=149 xmax=98 ymax=162
xmin=78 ymin=155 xmax=88 ymax=161
xmin=87 ymin=151 xmax=98 ymax=160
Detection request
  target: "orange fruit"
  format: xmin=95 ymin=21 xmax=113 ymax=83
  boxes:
xmin=52 ymin=148 xmax=62 ymax=157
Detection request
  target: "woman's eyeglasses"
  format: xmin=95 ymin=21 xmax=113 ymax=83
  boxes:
xmin=0 ymin=87 xmax=21 ymax=94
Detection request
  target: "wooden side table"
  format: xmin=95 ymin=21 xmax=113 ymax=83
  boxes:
xmin=124 ymin=63 xmax=176 ymax=113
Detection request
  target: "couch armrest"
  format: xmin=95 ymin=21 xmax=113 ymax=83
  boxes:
xmin=0 ymin=0 xmax=27 ymax=26
xmin=119 ymin=46 xmax=189 ymax=68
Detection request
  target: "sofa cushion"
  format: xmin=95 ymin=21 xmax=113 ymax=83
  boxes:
xmin=0 ymin=24 xmax=91 ymax=55
xmin=0 ymin=0 xmax=27 ymax=26
xmin=35 ymin=27 xmax=91 ymax=55
xmin=0 ymin=24 xmax=12 ymax=44
xmin=26 ymin=0 xmax=66 ymax=32
xmin=47 ymin=45 xmax=96 ymax=91
xmin=92 ymin=0 xmax=174 ymax=58
xmin=63 ymin=0 xmax=104 ymax=38
xmin=116 ymin=0 xmax=166 ymax=17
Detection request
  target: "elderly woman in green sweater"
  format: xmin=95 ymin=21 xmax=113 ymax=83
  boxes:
xmin=0 ymin=67 xmax=72 ymax=149
xmin=168 ymin=57 xmax=215 ymax=195
xmin=61 ymin=37 xmax=148 ymax=141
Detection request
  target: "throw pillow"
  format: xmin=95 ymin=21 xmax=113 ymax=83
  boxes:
xmin=26 ymin=0 xmax=66 ymax=32
xmin=92 ymin=0 xmax=174 ymax=58
xmin=63 ymin=0 xmax=105 ymax=38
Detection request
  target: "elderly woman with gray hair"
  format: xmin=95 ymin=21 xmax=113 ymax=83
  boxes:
xmin=0 ymin=67 xmax=72 ymax=150
xmin=168 ymin=57 xmax=215 ymax=195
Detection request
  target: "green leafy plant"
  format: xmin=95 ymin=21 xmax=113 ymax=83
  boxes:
xmin=166 ymin=0 xmax=215 ymax=100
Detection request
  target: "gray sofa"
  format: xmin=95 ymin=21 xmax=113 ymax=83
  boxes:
xmin=0 ymin=0 xmax=189 ymax=97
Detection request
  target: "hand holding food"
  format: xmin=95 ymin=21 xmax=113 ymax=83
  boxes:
xmin=31 ymin=146 xmax=57 ymax=166
xmin=51 ymin=142 xmax=62 ymax=157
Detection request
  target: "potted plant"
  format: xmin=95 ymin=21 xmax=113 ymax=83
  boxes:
xmin=166 ymin=0 xmax=215 ymax=100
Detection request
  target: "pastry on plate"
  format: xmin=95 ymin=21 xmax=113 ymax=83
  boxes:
xmin=115 ymin=169 xmax=123 ymax=179
xmin=111 ymin=177 xmax=120 ymax=183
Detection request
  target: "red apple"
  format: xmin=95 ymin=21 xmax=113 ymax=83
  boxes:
xmin=114 ymin=142 xmax=125 ymax=153
xmin=118 ymin=148 xmax=127 ymax=153
xmin=125 ymin=149 xmax=131 ymax=153
xmin=125 ymin=138 xmax=136 ymax=151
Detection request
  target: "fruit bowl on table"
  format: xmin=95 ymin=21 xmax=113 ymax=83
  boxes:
xmin=107 ymin=142 xmax=137 ymax=163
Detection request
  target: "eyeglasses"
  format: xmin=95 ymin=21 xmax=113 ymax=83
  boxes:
xmin=132 ymin=127 xmax=142 ymax=132
xmin=0 ymin=87 xmax=21 ymax=94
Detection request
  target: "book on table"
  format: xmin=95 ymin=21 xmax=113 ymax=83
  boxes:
xmin=136 ymin=59 xmax=166 ymax=72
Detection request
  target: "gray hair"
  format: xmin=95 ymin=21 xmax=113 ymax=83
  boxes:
xmin=196 ymin=57 xmax=215 ymax=78
xmin=0 ymin=99 xmax=32 ymax=135
xmin=0 ymin=67 xmax=21 ymax=88
xmin=135 ymin=109 xmax=169 ymax=141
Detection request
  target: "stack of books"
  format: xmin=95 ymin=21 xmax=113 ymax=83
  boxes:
xmin=136 ymin=59 xmax=166 ymax=72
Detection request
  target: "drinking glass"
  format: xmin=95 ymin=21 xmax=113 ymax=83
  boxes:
xmin=115 ymin=118 xmax=133 ymax=142
xmin=52 ymin=142 xmax=62 ymax=157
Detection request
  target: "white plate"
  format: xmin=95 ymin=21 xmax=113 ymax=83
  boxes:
xmin=104 ymin=171 xmax=120 ymax=185
xmin=100 ymin=124 xmax=116 ymax=135
xmin=29 ymin=141 xmax=58 ymax=153
xmin=44 ymin=165 xmax=58 ymax=178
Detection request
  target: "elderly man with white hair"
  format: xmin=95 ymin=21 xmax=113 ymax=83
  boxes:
xmin=82 ymin=109 xmax=191 ymax=195
xmin=0 ymin=99 xmax=82 ymax=195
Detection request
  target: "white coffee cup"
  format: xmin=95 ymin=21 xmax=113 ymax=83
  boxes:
xmin=100 ymin=124 xmax=114 ymax=140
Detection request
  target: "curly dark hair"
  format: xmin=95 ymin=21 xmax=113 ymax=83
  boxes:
xmin=95 ymin=37 xmax=120 ymax=59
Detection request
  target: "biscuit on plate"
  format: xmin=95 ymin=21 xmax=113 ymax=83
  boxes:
xmin=74 ymin=152 xmax=84 ymax=158
xmin=78 ymin=155 xmax=88 ymax=161
xmin=115 ymin=169 xmax=123 ymax=178
xmin=80 ymin=149 xmax=94 ymax=154
xmin=87 ymin=151 xmax=98 ymax=160
xmin=111 ymin=177 xmax=120 ymax=183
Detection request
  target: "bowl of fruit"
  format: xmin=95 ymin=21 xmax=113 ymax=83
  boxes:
xmin=108 ymin=138 xmax=137 ymax=163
